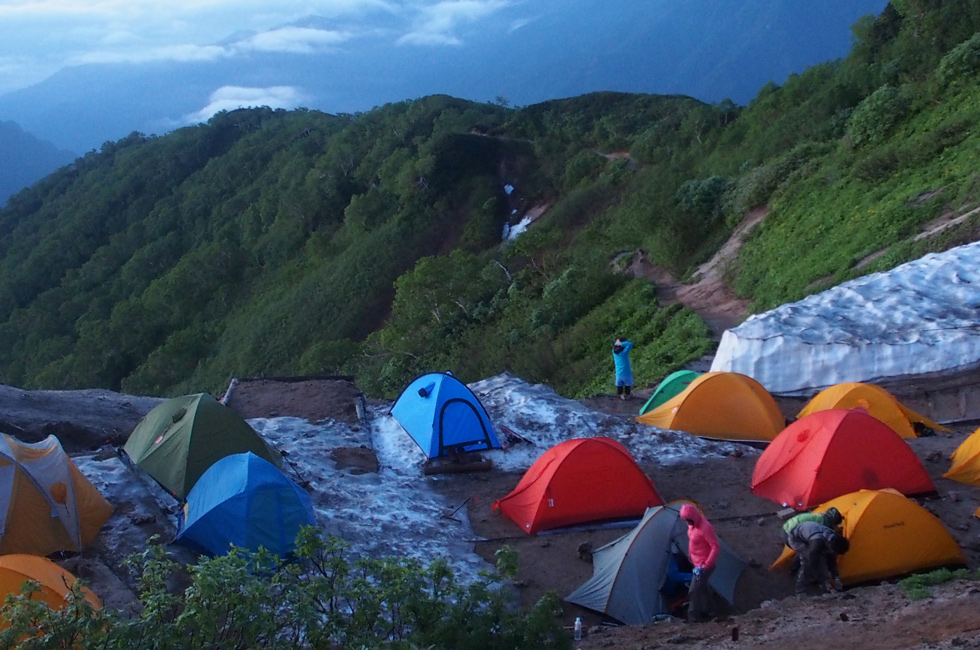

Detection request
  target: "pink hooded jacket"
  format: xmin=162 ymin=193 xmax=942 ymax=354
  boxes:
xmin=680 ymin=504 xmax=720 ymax=570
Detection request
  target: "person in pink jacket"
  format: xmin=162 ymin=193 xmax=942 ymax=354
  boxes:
xmin=680 ymin=503 xmax=720 ymax=622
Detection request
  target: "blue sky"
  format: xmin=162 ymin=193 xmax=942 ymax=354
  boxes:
xmin=0 ymin=0 xmax=520 ymax=99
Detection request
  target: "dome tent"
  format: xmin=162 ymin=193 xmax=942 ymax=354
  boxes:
xmin=638 ymin=370 xmax=702 ymax=416
xmin=124 ymin=393 xmax=282 ymax=499
xmin=390 ymin=372 xmax=500 ymax=459
xmin=0 ymin=554 xmax=101 ymax=612
xmin=493 ymin=437 xmax=662 ymax=534
xmin=566 ymin=501 xmax=745 ymax=625
xmin=636 ymin=372 xmax=784 ymax=442
xmin=797 ymin=382 xmax=948 ymax=439
xmin=771 ymin=489 xmax=965 ymax=585
xmin=944 ymin=425 xmax=980 ymax=487
xmin=176 ymin=452 xmax=316 ymax=557
xmin=751 ymin=409 xmax=935 ymax=509
xmin=0 ymin=433 xmax=113 ymax=556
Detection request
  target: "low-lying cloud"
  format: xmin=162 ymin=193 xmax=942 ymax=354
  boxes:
xmin=183 ymin=86 xmax=307 ymax=124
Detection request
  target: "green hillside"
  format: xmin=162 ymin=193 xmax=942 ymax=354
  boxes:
xmin=2 ymin=1 xmax=980 ymax=399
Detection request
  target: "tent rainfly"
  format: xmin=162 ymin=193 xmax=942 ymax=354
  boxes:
xmin=0 ymin=434 xmax=113 ymax=556
xmin=0 ymin=554 xmax=102 ymax=613
xmin=771 ymin=489 xmax=966 ymax=585
xmin=636 ymin=372 xmax=784 ymax=442
xmin=797 ymin=382 xmax=948 ymax=439
xmin=493 ymin=437 xmax=662 ymax=534
xmin=638 ymin=370 xmax=702 ymax=416
xmin=566 ymin=501 xmax=745 ymax=625
xmin=944 ymin=426 xmax=980 ymax=487
xmin=124 ymin=393 xmax=282 ymax=499
xmin=752 ymin=409 xmax=935 ymax=509
xmin=390 ymin=372 xmax=501 ymax=459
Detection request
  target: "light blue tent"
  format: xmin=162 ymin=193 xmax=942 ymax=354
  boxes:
xmin=390 ymin=372 xmax=501 ymax=458
xmin=175 ymin=452 xmax=316 ymax=557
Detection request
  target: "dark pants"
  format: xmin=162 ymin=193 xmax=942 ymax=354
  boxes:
xmin=687 ymin=566 xmax=715 ymax=622
xmin=796 ymin=538 xmax=837 ymax=595
xmin=616 ymin=385 xmax=632 ymax=397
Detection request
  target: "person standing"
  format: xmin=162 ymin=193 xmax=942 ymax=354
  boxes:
xmin=680 ymin=504 xmax=720 ymax=622
xmin=786 ymin=521 xmax=850 ymax=596
xmin=612 ymin=337 xmax=634 ymax=400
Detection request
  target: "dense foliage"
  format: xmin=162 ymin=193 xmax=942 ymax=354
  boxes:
xmin=0 ymin=532 xmax=570 ymax=650
xmin=2 ymin=2 xmax=980 ymax=399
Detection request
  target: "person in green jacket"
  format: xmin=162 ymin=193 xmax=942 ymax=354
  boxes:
xmin=781 ymin=507 xmax=843 ymax=546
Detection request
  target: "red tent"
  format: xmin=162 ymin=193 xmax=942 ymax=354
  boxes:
xmin=751 ymin=409 xmax=935 ymax=509
xmin=493 ymin=437 xmax=662 ymax=534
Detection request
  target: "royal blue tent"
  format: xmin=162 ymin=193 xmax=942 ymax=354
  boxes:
xmin=390 ymin=372 xmax=501 ymax=458
xmin=175 ymin=452 xmax=316 ymax=557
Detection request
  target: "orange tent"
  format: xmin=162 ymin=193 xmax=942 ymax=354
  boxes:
xmin=493 ymin=437 xmax=662 ymax=534
xmin=635 ymin=372 xmax=784 ymax=442
xmin=0 ymin=434 xmax=113 ymax=556
xmin=945 ymin=426 xmax=980 ymax=487
xmin=797 ymin=382 xmax=948 ymax=439
xmin=0 ymin=554 xmax=102 ymax=610
xmin=771 ymin=490 xmax=965 ymax=585
xmin=751 ymin=409 xmax=935 ymax=509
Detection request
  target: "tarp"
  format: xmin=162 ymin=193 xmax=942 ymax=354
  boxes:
xmin=390 ymin=372 xmax=500 ymax=458
xmin=0 ymin=554 xmax=101 ymax=611
xmin=751 ymin=409 xmax=935 ymax=509
xmin=0 ymin=434 xmax=113 ymax=556
xmin=176 ymin=452 xmax=316 ymax=557
xmin=710 ymin=242 xmax=980 ymax=395
xmin=771 ymin=489 xmax=966 ymax=585
xmin=797 ymin=382 xmax=948 ymax=439
xmin=566 ymin=501 xmax=745 ymax=625
xmin=635 ymin=372 xmax=784 ymax=442
xmin=124 ymin=393 xmax=281 ymax=499
xmin=638 ymin=370 xmax=702 ymax=416
xmin=493 ymin=437 xmax=662 ymax=534
xmin=944 ymin=425 xmax=980 ymax=486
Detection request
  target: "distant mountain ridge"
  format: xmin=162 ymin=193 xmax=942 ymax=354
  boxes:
xmin=0 ymin=121 xmax=76 ymax=207
xmin=0 ymin=1 xmax=887 ymax=153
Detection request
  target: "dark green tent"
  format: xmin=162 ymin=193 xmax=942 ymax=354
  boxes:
xmin=123 ymin=393 xmax=281 ymax=499
xmin=638 ymin=370 xmax=702 ymax=416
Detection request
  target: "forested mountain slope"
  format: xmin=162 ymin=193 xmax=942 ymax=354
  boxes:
xmin=2 ymin=1 xmax=980 ymax=400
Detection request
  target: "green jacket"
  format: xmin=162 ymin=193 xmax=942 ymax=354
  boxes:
xmin=782 ymin=512 xmax=826 ymax=534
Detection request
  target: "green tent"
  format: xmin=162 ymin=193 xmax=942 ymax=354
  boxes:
xmin=123 ymin=393 xmax=281 ymax=499
xmin=638 ymin=370 xmax=702 ymax=416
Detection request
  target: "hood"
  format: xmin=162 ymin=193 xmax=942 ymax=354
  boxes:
xmin=679 ymin=504 xmax=703 ymax=525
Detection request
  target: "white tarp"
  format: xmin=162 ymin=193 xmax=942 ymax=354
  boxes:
xmin=710 ymin=241 xmax=980 ymax=395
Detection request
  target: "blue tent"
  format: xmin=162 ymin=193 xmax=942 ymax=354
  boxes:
xmin=175 ymin=452 xmax=316 ymax=557
xmin=390 ymin=372 xmax=501 ymax=458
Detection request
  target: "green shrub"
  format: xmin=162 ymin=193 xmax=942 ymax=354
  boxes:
xmin=846 ymin=85 xmax=909 ymax=147
xmin=936 ymin=32 xmax=980 ymax=89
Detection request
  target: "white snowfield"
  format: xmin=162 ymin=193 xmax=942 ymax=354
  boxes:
xmin=711 ymin=241 xmax=980 ymax=395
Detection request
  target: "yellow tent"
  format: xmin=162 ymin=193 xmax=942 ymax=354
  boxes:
xmin=772 ymin=489 xmax=966 ymax=585
xmin=797 ymin=382 xmax=948 ymax=439
xmin=635 ymin=372 xmax=784 ymax=442
xmin=0 ymin=434 xmax=114 ymax=556
xmin=0 ymin=554 xmax=101 ymax=611
xmin=945 ymin=426 xmax=980 ymax=486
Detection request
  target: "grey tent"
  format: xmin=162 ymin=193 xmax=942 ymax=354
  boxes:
xmin=565 ymin=501 xmax=746 ymax=625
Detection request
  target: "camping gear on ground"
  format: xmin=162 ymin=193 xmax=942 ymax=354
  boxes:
xmin=635 ymin=372 xmax=784 ymax=442
xmin=566 ymin=501 xmax=745 ymax=625
xmin=0 ymin=434 xmax=113 ymax=556
xmin=638 ymin=370 xmax=702 ymax=416
xmin=751 ymin=409 xmax=935 ymax=509
xmin=797 ymin=382 xmax=948 ymax=439
xmin=390 ymin=372 xmax=501 ymax=459
xmin=944 ymin=425 xmax=980 ymax=487
xmin=493 ymin=437 xmax=662 ymax=534
xmin=771 ymin=489 xmax=966 ymax=585
xmin=0 ymin=554 xmax=102 ymax=612
xmin=123 ymin=392 xmax=282 ymax=499
xmin=175 ymin=452 xmax=316 ymax=557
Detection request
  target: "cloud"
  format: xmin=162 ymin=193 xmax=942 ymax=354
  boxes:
xmin=398 ymin=0 xmax=510 ymax=47
xmin=183 ymin=85 xmax=307 ymax=124
xmin=236 ymin=26 xmax=352 ymax=54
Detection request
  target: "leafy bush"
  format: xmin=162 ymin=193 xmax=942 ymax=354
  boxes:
xmin=936 ymin=32 xmax=980 ymax=89
xmin=846 ymin=85 xmax=908 ymax=146
xmin=0 ymin=531 xmax=571 ymax=650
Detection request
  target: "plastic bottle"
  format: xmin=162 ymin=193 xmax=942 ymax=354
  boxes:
xmin=573 ymin=617 xmax=583 ymax=641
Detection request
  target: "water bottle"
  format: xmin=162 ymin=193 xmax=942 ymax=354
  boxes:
xmin=574 ymin=617 xmax=582 ymax=641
